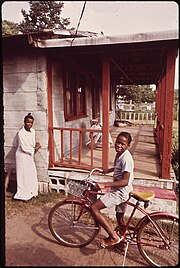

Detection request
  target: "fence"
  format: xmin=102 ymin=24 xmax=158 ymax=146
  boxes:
xmin=116 ymin=111 xmax=155 ymax=124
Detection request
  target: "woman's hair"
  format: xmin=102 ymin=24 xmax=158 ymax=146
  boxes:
xmin=24 ymin=113 xmax=34 ymax=123
xmin=117 ymin=131 xmax=132 ymax=145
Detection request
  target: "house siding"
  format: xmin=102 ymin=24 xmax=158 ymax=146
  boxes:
xmin=3 ymin=51 xmax=116 ymax=192
xmin=3 ymin=53 xmax=49 ymax=186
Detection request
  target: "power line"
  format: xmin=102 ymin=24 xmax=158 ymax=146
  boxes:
xmin=71 ymin=1 xmax=87 ymax=46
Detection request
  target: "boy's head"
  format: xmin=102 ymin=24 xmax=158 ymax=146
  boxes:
xmin=115 ymin=131 xmax=132 ymax=155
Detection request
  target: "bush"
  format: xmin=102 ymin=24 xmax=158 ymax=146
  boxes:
xmin=171 ymin=129 xmax=179 ymax=180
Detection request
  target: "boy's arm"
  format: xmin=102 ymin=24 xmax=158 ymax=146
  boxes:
xmin=102 ymin=167 xmax=114 ymax=174
xmin=98 ymin=171 xmax=130 ymax=189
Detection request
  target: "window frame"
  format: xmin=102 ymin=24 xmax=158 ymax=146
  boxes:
xmin=63 ymin=67 xmax=87 ymax=121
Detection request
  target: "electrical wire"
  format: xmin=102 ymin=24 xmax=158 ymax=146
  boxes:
xmin=71 ymin=1 xmax=87 ymax=46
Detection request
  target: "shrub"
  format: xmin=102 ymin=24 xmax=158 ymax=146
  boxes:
xmin=171 ymin=128 xmax=179 ymax=180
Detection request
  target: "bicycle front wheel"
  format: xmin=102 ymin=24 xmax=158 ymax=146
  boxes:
xmin=137 ymin=214 xmax=178 ymax=266
xmin=48 ymin=199 xmax=99 ymax=247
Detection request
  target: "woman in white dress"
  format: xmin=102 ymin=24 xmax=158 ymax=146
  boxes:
xmin=14 ymin=113 xmax=41 ymax=201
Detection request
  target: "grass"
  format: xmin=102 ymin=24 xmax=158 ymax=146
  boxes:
xmin=5 ymin=191 xmax=65 ymax=217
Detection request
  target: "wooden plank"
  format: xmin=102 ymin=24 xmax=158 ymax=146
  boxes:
xmin=102 ymin=55 xmax=110 ymax=169
xmin=161 ymin=48 xmax=177 ymax=179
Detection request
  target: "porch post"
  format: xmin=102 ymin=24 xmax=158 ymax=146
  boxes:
xmin=102 ymin=55 xmax=110 ymax=169
xmin=161 ymin=47 xmax=177 ymax=179
xmin=47 ymin=57 xmax=54 ymax=167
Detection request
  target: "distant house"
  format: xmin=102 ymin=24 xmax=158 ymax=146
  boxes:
xmin=3 ymin=29 xmax=178 ymax=192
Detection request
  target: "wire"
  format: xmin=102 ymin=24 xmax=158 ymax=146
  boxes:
xmin=71 ymin=1 xmax=87 ymax=46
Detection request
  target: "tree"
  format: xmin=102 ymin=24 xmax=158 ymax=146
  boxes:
xmin=18 ymin=1 xmax=70 ymax=33
xmin=116 ymin=85 xmax=155 ymax=104
xmin=2 ymin=20 xmax=19 ymax=35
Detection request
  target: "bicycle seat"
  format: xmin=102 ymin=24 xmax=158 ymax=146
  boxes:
xmin=131 ymin=190 xmax=155 ymax=202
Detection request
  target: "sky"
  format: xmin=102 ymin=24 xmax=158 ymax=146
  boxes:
xmin=1 ymin=1 xmax=179 ymax=87
xmin=1 ymin=1 xmax=179 ymax=35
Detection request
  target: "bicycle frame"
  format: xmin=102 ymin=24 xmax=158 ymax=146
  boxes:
xmin=64 ymin=186 xmax=178 ymax=250
xmin=119 ymin=196 xmax=178 ymax=249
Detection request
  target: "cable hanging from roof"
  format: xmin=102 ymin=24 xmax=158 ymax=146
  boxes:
xmin=71 ymin=1 xmax=87 ymax=46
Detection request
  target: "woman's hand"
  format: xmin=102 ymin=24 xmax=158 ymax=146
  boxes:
xmin=35 ymin=142 xmax=41 ymax=153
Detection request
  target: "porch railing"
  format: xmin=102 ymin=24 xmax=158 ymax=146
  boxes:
xmin=116 ymin=111 xmax=155 ymax=124
xmin=48 ymin=127 xmax=103 ymax=170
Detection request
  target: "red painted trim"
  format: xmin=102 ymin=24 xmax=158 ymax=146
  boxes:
xmin=47 ymin=57 xmax=54 ymax=167
xmin=102 ymin=55 xmax=110 ymax=169
xmin=161 ymin=48 xmax=177 ymax=179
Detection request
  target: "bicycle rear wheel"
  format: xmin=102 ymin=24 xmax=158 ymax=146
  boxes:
xmin=48 ymin=199 xmax=99 ymax=247
xmin=137 ymin=214 xmax=178 ymax=266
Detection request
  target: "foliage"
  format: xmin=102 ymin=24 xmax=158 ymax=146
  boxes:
xmin=173 ymin=89 xmax=179 ymax=120
xmin=2 ymin=20 xmax=19 ymax=35
xmin=171 ymin=127 xmax=179 ymax=180
xmin=116 ymin=85 xmax=155 ymax=104
xmin=18 ymin=1 xmax=70 ymax=33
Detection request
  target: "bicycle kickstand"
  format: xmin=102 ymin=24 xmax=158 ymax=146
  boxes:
xmin=122 ymin=241 xmax=129 ymax=266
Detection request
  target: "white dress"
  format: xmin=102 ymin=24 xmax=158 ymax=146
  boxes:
xmin=14 ymin=126 xmax=38 ymax=200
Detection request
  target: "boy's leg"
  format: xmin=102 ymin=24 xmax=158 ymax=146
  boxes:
xmin=116 ymin=212 xmax=126 ymax=227
xmin=116 ymin=203 xmax=127 ymax=227
xmin=91 ymin=199 xmax=120 ymax=244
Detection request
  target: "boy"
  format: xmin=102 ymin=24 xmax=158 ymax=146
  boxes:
xmin=91 ymin=131 xmax=134 ymax=247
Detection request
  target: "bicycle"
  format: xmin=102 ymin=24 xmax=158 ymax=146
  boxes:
xmin=48 ymin=168 xmax=179 ymax=267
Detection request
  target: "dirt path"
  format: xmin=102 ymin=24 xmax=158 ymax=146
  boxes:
xmin=5 ymin=198 xmax=148 ymax=267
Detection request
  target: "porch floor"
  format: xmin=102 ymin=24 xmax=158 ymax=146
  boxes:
xmin=65 ymin=124 xmax=161 ymax=180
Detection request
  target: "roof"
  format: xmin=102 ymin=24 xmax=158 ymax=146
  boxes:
xmin=32 ymin=29 xmax=178 ymax=48
xmin=3 ymin=29 xmax=179 ymax=85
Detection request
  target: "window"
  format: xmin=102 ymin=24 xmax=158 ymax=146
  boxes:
xmin=92 ymin=80 xmax=100 ymax=119
xmin=64 ymin=67 xmax=86 ymax=121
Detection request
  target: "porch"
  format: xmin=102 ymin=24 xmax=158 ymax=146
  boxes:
xmin=48 ymin=123 xmax=177 ymax=182
xmin=48 ymin=124 xmax=177 ymax=215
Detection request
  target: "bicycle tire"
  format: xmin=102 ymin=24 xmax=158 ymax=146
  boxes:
xmin=48 ymin=199 xmax=99 ymax=247
xmin=137 ymin=214 xmax=179 ymax=266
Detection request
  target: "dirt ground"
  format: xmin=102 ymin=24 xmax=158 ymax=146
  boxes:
xmin=4 ymin=193 xmax=150 ymax=267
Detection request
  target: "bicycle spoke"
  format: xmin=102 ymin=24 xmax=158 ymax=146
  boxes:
xmin=137 ymin=215 xmax=178 ymax=266
xmin=48 ymin=200 xmax=99 ymax=247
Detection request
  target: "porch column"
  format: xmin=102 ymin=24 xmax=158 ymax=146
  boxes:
xmin=161 ymin=48 xmax=177 ymax=179
xmin=47 ymin=57 xmax=54 ymax=167
xmin=102 ymin=55 xmax=110 ymax=169
xmin=159 ymin=75 xmax=166 ymax=159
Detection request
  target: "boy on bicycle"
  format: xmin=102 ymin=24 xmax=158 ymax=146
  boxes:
xmin=91 ymin=131 xmax=134 ymax=247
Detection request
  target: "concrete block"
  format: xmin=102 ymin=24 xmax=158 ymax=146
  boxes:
xmin=4 ymin=92 xmax=37 ymax=111
xmin=3 ymin=55 xmax=37 ymax=73
xmin=3 ymin=73 xmax=37 ymax=93
xmin=36 ymin=56 xmax=46 ymax=72
xmin=4 ymin=129 xmax=18 ymax=146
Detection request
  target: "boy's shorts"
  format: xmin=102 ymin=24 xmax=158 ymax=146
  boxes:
xmin=100 ymin=190 xmax=128 ymax=213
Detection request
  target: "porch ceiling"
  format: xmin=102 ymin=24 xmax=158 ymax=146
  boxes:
xmin=3 ymin=30 xmax=178 ymax=85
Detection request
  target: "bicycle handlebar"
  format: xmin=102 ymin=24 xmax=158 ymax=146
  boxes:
xmin=89 ymin=168 xmax=103 ymax=176
xmin=82 ymin=168 xmax=104 ymax=186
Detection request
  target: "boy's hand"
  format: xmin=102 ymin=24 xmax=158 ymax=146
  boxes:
xmin=102 ymin=168 xmax=114 ymax=174
xmin=102 ymin=168 xmax=109 ymax=174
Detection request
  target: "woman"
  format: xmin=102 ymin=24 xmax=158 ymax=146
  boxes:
xmin=14 ymin=113 xmax=41 ymax=201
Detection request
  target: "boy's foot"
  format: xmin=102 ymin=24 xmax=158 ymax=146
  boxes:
xmin=114 ymin=240 xmax=126 ymax=252
xmin=100 ymin=235 xmax=122 ymax=248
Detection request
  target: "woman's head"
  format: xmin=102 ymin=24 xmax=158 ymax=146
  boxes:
xmin=24 ymin=113 xmax=34 ymax=131
xmin=115 ymin=131 xmax=132 ymax=155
